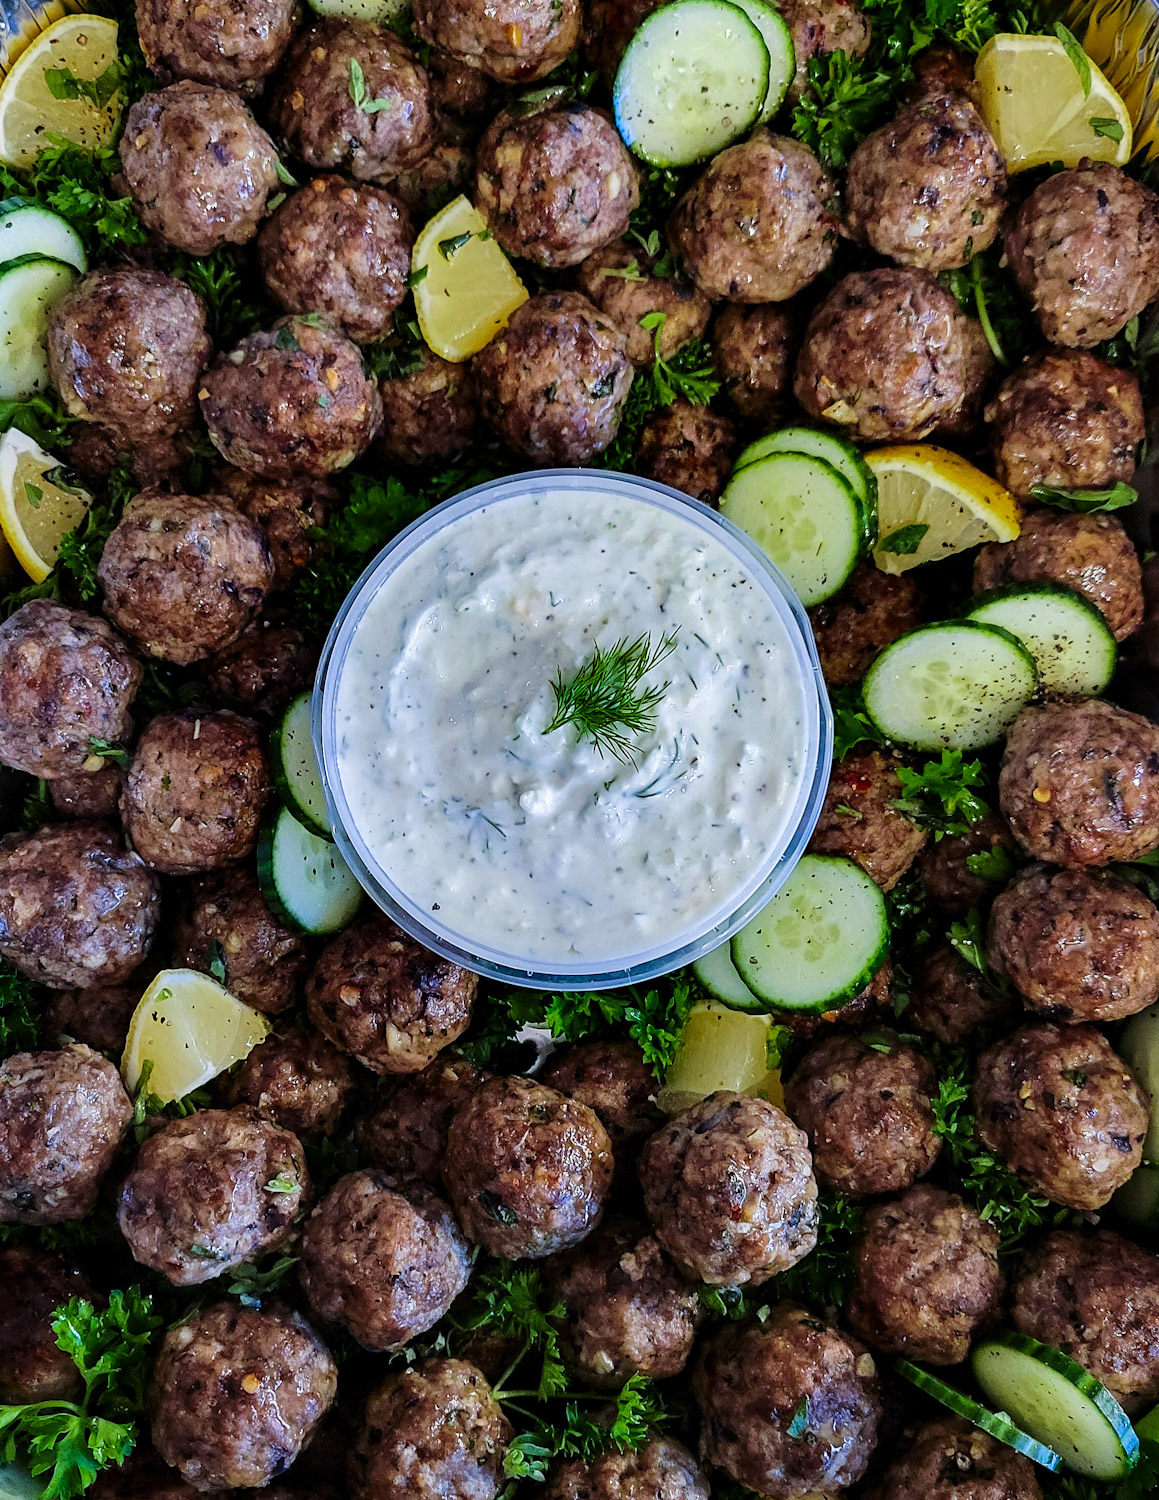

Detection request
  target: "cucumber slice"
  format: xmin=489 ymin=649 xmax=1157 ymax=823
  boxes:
xmin=1112 ymin=1163 xmax=1159 ymax=1229
xmin=972 ymin=1332 xmax=1139 ymax=1481
xmin=0 ymin=197 xmax=86 ymax=271
xmin=307 ymin=0 xmax=409 ymax=17
xmin=720 ymin=452 xmax=864 ymax=607
xmin=692 ymin=940 xmax=768 ymax=1014
xmin=731 ymin=853 xmax=889 ymax=1012
xmin=1117 ymin=1001 xmax=1159 ymax=1164
xmin=257 ymin=804 xmax=363 ymax=935
xmin=271 ymin=691 xmax=331 ymax=837
xmin=613 ymin=0 xmax=770 ymax=167
xmin=724 ymin=0 xmax=794 ymax=120
xmin=896 ymin=1361 xmax=1063 ymax=1472
xmin=0 ymin=1462 xmax=42 ymax=1500
xmin=0 ymin=254 xmax=79 ymax=401
xmin=862 ymin=621 xmax=1038 ymax=751
xmin=734 ymin=424 xmax=878 ymax=543
xmin=965 ymin=584 xmax=1116 ymax=697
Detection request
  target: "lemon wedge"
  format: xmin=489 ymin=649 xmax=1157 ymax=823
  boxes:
xmin=121 ymin=968 xmax=271 ymax=1105
xmin=411 ymin=195 xmax=528 ymax=363
xmin=866 ymin=444 xmax=1022 ymax=576
xmin=657 ymin=1002 xmax=783 ymax=1115
xmin=975 ymin=32 xmax=1132 ymax=172
xmin=0 ymin=13 xmax=122 ymax=168
xmin=0 ymin=426 xmax=90 ymax=582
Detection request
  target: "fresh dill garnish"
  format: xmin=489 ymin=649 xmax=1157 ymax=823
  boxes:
xmin=544 ymin=630 xmax=680 ymax=764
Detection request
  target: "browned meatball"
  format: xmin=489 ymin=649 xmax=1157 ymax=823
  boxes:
xmin=392 ymin=140 xmax=475 ymax=221
xmin=121 ymin=711 xmax=270 ymax=875
xmin=1006 ymin=163 xmax=1159 ymax=348
xmin=47 ymin=270 xmax=211 ymax=443
xmin=136 ymin=0 xmax=300 ymax=90
xmin=414 ymin=0 xmax=578 ymax=81
xmin=984 ymin=348 xmax=1145 ymax=498
xmin=444 ymin=1075 xmax=613 ymax=1258
xmin=203 ymin=619 xmax=315 ymax=719
xmin=863 ymin=1416 xmax=1041 ymax=1500
xmin=41 ymin=979 xmax=142 ymax=1055
xmin=349 ymin=1359 xmax=511 ymax=1500
xmin=906 ymin=942 xmax=1016 ymax=1047
xmin=215 ymin=467 xmax=334 ymax=590
xmin=0 ymin=601 xmax=141 ymax=779
xmin=259 ymin=176 xmax=411 ymax=344
xmin=779 ymin=0 xmax=870 ymax=98
xmin=307 ymin=918 xmax=474 ymax=1074
xmin=377 ymin=349 xmax=478 ymax=467
xmin=88 ymin=1450 xmax=211 ymax=1500
xmin=938 ymin=306 xmax=999 ymax=437
xmin=98 ymin=489 xmax=273 ymax=666
xmin=711 ymin=303 xmax=795 ymax=425
xmin=974 ymin=509 xmax=1144 ymax=642
xmin=694 ymin=1304 xmax=881 ymax=1498
xmin=999 ymin=698 xmax=1159 ymax=867
xmin=845 ymin=1185 xmax=1003 ymax=1364
xmin=639 ymin=1092 xmax=817 ymax=1286
xmin=577 ymin=240 xmax=711 ymax=368
xmin=218 ymin=1023 xmax=356 ymax=1136
xmin=582 ymin=0 xmax=662 ymax=86
xmin=634 ymin=400 xmax=734 ymax=504
xmin=809 ymin=749 xmax=929 ymax=890
xmin=807 ymin=565 xmax=922 ymax=688
xmin=354 ymin=1055 xmax=483 ymax=1183
xmin=918 ymin=810 xmax=1018 ymax=914
xmin=668 ymin=131 xmax=837 ymax=303
xmin=544 ymin=1439 xmax=709 ymax=1500
xmin=67 ymin=424 xmax=200 ymax=492
xmin=50 ymin=765 xmax=125 ymax=820
xmin=270 ymin=20 xmax=433 ymax=182
xmin=200 ymin=315 xmax=384 ymax=479
xmin=148 ymin=1300 xmax=336 ymax=1491
xmin=541 ymin=1040 xmax=662 ymax=1159
xmin=0 ymin=1246 xmax=92 ymax=1402
xmin=0 ymin=822 xmax=160 ymax=989
xmin=973 ymin=1022 xmax=1147 ymax=1211
xmin=173 ymin=864 xmax=309 ymax=1013
xmin=120 ymin=82 xmax=280 ymax=254
xmin=474 ymin=292 xmax=633 ymax=465
xmin=427 ymin=49 xmax=495 ymax=115
xmin=1012 ymin=1229 xmax=1159 ymax=1415
xmin=0 ymin=1044 xmax=131 ymax=1223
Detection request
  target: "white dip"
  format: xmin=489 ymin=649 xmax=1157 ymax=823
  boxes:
xmin=330 ymin=483 xmax=814 ymax=967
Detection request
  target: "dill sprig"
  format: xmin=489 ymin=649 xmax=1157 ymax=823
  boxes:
xmin=544 ymin=630 xmax=679 ymax=764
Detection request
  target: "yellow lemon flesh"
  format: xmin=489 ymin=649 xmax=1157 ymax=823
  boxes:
xmin=0 ymin=13 xmax=122 ymax=167
xmin=866 ymin=444 xmax=1022 ymax=576
xmin=121 ymin=968 xmax=271 ymax=1105
xmin=658 ymin=1002 xmax=783 ymax=1115
xmin=412 ymin=195 xmax=528 ymax=363
xmin=0 ymin=426 xmax=90 ymax=582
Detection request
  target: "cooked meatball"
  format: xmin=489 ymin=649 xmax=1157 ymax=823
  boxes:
xmin=473 ymin=292 xmax=633 ymax=465
xmin=636 ymin=400 xmax=736 ymax=504
xmin=1006 ymin=162 xmax=1159 ymax=348
xmin=984 ymin=348 xmax=1145 ymax=498
xmin=47 ymin=270 xmax=211 ymax=443
xmin=0 ymin=1044 xmax=131 ymax=1223
xmin=0 ymin=1246 xmax=92 ymax=1402
xmin=845 ymin=93 xmax=1006 ymax=271
xmin=544 ymin=1439 xmax=709 ymax=1500
xmin=259 ymin=176 xmax=411 ymax=344
xmin=1012 ymin=1229 xmax=1159 ymax=1414
xmin=68 ymin=424 xmax=199 ymax=492
xmin=349 ymin=1359 xmax=511 ymax=1500
xmin=639 ymin=1091 xmax=817 ymax=1286
xmin=88 ymin=1450 xmax=210 ymax=1500
xmin=778 ymin=0 xmax=871 ymax=98
xmin=136 ymin=0 xmax=299 ymax=90
xmin=668 ymin=131 xmax=837 ymax=303
xmin=307 ymin=917 xmax=475 ymax=1074
xmin=443 ymin=1074 xmax=613 ymax=1258
xmin=918 ymin=811 xmax=1018 ymax=914
xmin=203 ymin=619 xmax=315 ymax=719
xmin=0 ymin=601 xmax=141 ymax=779
xmin=999 ymin=698 xmax=1159 ymax=867
xmin=377 ymin=349 xmax=478 ymax=467
xmin=541 ymin=1040 xmax=663 ymax=1159
xmin=42 ymin=979 xmax=141 ymax=1055
xmin=711 ymin=304 xmax=795 ymax=425
xmin=863 ymin=1416 xmax=1041 ymax=1500
xmin=121 ymin=711 xmax=270 ymax=875
xmin=939 ymin=306 xmax=999 ymax=436
xmin=414 ymin=0 xmax=578 ymax=81
xmin=906 ymin=942 xmax=1016 ymax=1047
xmin=173 ymin=864 xmax=309 ymax=1013
xmin=778 ymin=954 xmax=894 ymax=1044
xmin=910 ymin=41 xmax=977 ymax=97
xmin=809 ymin=749 xmax=928 ymax=890
xmin=694 ymin=1304 xmax=881 ymax=1497
xmin=974 ymin=509 xmax=1144 ymax=642
xmin=807 ymin=566 xmax=922 ymax=688
xmin=845 ymin=1185 xmax=1003 ymax=1364
xmin=120 ymin=81 xmax=280 ymax=254
xmin=218 ymin=1023 xmax=356 ymax=1136
xmin=0 ymin=822 xmax=160 ymax=989
xmin=794 ymin=267 xmax=975 ymax=442
xmin=392 ymin=139 xmax=475 ymax=221
xmin=50 ymin=765 xmax=125 ymax=820
xmin=428 ymin=49 xmax=495 ymax=115
xmin=270 ymin=20 xmax=433 ymax=182
xmin=583 ymin=0 xmax=662 ymax=85
xmin=354 ymin=1055 xmax=483 ymax=1183
xmin=577 ymin=240 xmax=711 ymax=368
xmin=973 ymin=1022 xmax=1148 ymax=1211
xmin=148 ymin=1300 xmax=336 ymax=1491
xmin=97 ymin=489 xmax=273 ymax=665
xmin=215 ymin=468 xmax=334 ymax=590
xmin=200 ymin=315 xmax=384 ymax=479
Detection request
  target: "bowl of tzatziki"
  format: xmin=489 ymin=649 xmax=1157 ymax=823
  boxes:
xmin=314 ymin=470 xmax=831 ymax=989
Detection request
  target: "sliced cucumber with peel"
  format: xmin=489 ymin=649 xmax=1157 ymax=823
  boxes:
xmin=692 ymin=940 xmax=768 ymax=1014
xmin=257 ymin=804 xmax=363 ymax=935
xmin=965 ymin=584 xmax=1116 ymax=697
xmin=896 ymin=1360 xmax=1063 ymax=1471
xmin=724 ymin=0 xmax=794 ymax=120
xmin=0 ymin=254 xmax=79 ymax=401
xmin=1117 ymin=1000 xmax=1159 ymax=1164
xmin=271 ymin=691 xmax=331 ymax=836
xmin=1112 ymin=1163 xmax=1159 ymax=1229
xmin=734 ymin=425 xmax=878 ymax=543
xmin=309 ymin=0 xmax=409 ymax=15
xmin=0 ymin=197 xmax=86 ymax=271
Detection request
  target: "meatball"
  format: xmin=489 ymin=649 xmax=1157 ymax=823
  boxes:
xmin=809 ymin=749 xmax=928 ymax=890
xmin=711 ymin=304 xmax=795 ymax=425
xmin=918 ymin=811 xmax=1018 ymax=914
xmin=88 ymin=1450 xmax=210 ymax=1500
xmin=443 ymin=1075 xmax=613 ymax=1259
xmin=203 ymin=619 xmax=315 ymax=719
xmin=541 ymin=1040 xmax=663 ymax=1159
xmin=785 ymin=1031 xmax=940 ymax=1197
xmin=473 ymin=292 xmax=633 ymax=465
xmin=984 ymin=348 xmax=1145 ymax=498
xmin=67 ymin=424 xmax=199 ymax=492
xmin=118 ymin=1106 xmax=307 ymax=1284
xmin=999 ymin=698 xmax=1159 ymax=867
xmin=807 ymin=565 xmax=922 ymax=688
xmin=148 ymin=1300 xmax=336 ymax=1491
xmin=794 ymin=267 xmax=975 ymax=442
xmin=974 ymin=509 xmax=1144 ymax=642
xmin=97 ymin=489 xmax=273 ymax=666
xmin=1012 ymin=1229 xmax=1159 ymax=1414
xmin=173 ymin=863 xmax=310 ymax=1013
xmin=354 ymin=1055 xmax=483 ymax=1183
xmin=120 ymin=81 xmax=280 ymax=254
xmin=0 ymin=1044 xmax=131 ymax=1223
xmin=845 ymin=1185 xmax=1003 ymax=1364
xmin=0 ymin=822 xmax=160 ymax=989
xmin=577 ymin=240 xmax=710 ymax=368
xmin=259 ymin=177 xmax=411 ymax=344
xmin=306 ymin=917 xmax=475 ymax=1074
xmin=121 ymin=711 xmax=270 ymax=875
xmin=41 ymin=979 xmax=141 ymax=1055
xmin=300 ymin=1171 xmax=470 ymax=1350
xmin=544 ymin=1219 xmax=702 ymax=1388
xmin=694 ymin=1304 xmax=881 ymax=1497
xmin=778 ymin=0 xmax=871 ymax=98
xmin=845 ymin=93 xmax=1006 ymax=271
xmin=636 ymin=401 xmax=737 ymax=504
xmin=906 ymin=942 xmax=1016 ymax=1047
xmin=136 ymin=0 xmax=299 ymax=90
xmin=391 ymin=140 xmax=475 ymax=220
xmin=638 ymin=1091 xmax=817 ymax=1286
xmin=0 ymin=1246 xmax=92 ymax=1402
xmin=215 ymin=468 xmax=333 ymax=590
xmin=668 ymin=131 xmax=838 ymax=303
xmin=218 ymin=1023 xmax=355 ymax=1136
xmin=544 ymin=1440 xmax=709 ymax=1500
xmin=414 ymin=0 xmax=578 ymax=81
xmin=348 ymin=1359 xmax=511 ymax=1500
xmin=1006 ymin=162 xmax=1159 ymax=348
xmin=864 ymin=1416 xmax=1041 ymax=1500
xmin=940 ymin=306 xmax=999 ymax=436
xmin=377 ymin=349 xmax=478 ymax=467
xmin=973 ymin=1022 xmax=1147 ymax=1211
xmin=0 ymin=601 xmax=141 ymax=780
xmin=427 ymin=50 xmax=495 ymax=116
xmin=270 ymin=20 xmax=433 ymax=182
xmin=47 ymin=269 xmax=211 ymax=443
xmin=200 ymin=316 xmax=384 ymax=479
xmin=50 ymin=765 xmax=125 ymax=820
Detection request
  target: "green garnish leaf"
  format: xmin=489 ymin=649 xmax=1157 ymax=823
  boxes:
xmin=1054 ymin=21 xmax=1092 ymax=97
xmin=774 ymin=1192 xmax=864 ymax=1309
xmin=878 ymin=523 xmax=928 ymax=555
xmin=44 ymin=61 xmax=126 ymax=111
xmin=965 ymin=843 xmax=1018 ymax=883
xmin=787 ymin=1397 xmax=810 ymax=1438
xmin=86 ymin=737 xmax=129 ymax=769
xmin=274 ymin=157 xmax=299 ymax=187
xmin=1030 ymin=480 xmax=1137 ymax=513
xmin=438 ymin=230 xmax=473 ymax=260
xmin=0 ymin=961 xmax=41 ymax=1055
xmin=828 ymin=685 xmax=884 ymax=763
xmin=1090 ymin=115 xmax=1124 ymax=141
xmin=406 ymin=264 xmax=428 ymax=287
xmin=23 ymin=481 xmax=42 ymax=510
xmin=348 ymin=57 xmax=392 ymax=113
xmin=206 ymin=939 xmax=227 ymax=984
xmin=544 ymin=630 xmax=680 ymax=765
xmin=947 ymin=907 xmax=987 ymax=974
xmin=892 ymin=750 xmax=989 ymax=839
xmin=274 ymin=325 xmax=302 ymax=352
xmin=264 ymin=1175 xmax=296 ymax=1194
xmin=227 ymin=1256 xmax=298 ymax=1308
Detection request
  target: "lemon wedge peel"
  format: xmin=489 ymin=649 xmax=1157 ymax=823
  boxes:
xmin=0 ymin=13 xmax=123 ymax=168
xmin=121 ymin=968 xmax=271 ymax=1105
xmin=866 ymin=444 xmax=1022 ymax=576
xmin=411 ymin=195 xmax=528 ymax=363
xmin=0 ymin=425 xmax=90 ymax=581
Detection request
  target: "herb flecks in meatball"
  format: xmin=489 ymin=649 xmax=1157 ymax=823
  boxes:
xmin=578 ymin=240 xmax=710 ymax=368
xmin=809 ymin=749 xmax=928 ymax=889
xmin=174 ymin=864 xmax=310 ymax=1014
xmin=864 ymin=1416 xmax=1041 ymax=1500
xmin=137 ymin=0 xmax=299 ymax=91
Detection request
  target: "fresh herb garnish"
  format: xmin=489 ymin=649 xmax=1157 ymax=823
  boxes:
xmin=1030 ymin=480 xmax=1138 ymax=513
xmin=787 ymin=1397 xmax=810 ymax=1438
xmin=892 ymin=751 xmax=990 ymax=839
xmin=438 ymin=230 xmax=473 ymax=260
xmin=544 ymin=630 xmax=680 ymax=764
xmin=44 ymin=61 xmax=126 ymax=110
xmin=85 ymin=737 xmax=129 ymax=769
xmin=1054 ymin=20 xmax=1091 ymax=96
xmin=947 ymin=907 xmax=988 ymax=974
xmin=878 ymin=523 xmax=929 ymax=555
xmin=227 ymin=1256 xmax=298 ymax=1308
xmin=348 ymin=57 xmax=392 ymax=113
xmin=1090 ymin=115 xmax=1124 ymax=141
xmin=829 ymin=685 xmax=885 ymax=762
xmin=0 ymin=961 xmax=41 ymax=1055
xmin=965 ymin=843 xmax=1019 ymax=883
xmin=775 ymin=1193 xmax=864 ymax=1309
xmin=170 ymin=247 xmax=267 ymax=345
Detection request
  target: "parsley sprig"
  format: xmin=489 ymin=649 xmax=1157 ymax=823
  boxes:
xmin=0 ymin=961 xmax=41 ymax=1055
xmin=891 ymin=751 xmax=990 ymax=839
